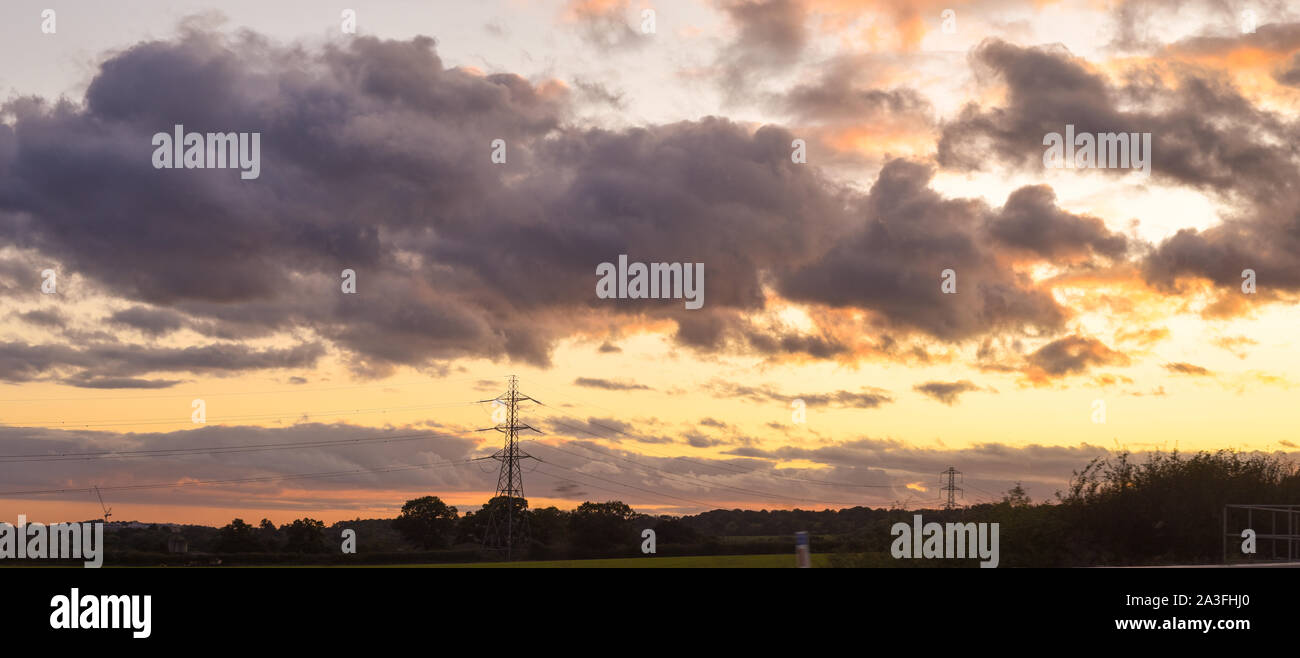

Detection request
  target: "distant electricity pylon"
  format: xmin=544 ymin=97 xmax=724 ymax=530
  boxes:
xmin=477 ymin=376 xmax=542 ymax=559
xmin=940 ymin=467 xmax=963 ymax=510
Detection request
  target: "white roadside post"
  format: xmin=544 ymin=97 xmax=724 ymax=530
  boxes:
xmin=795 ymin=531 xmax=811 ymax=568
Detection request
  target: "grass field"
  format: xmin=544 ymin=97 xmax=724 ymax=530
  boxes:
xmin=0 ymin=554 xmax=846 ymax=568
xmin=1 ymin=552 xmax=913 ymax=568
xmin=361 ymin=554 xmax=837 ymax=568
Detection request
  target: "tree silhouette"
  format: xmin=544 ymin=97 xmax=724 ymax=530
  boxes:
xmin=392 ymin=496 xmax=460 ymax=549
xmin=284 ymin=518 xmax=328 ymax=553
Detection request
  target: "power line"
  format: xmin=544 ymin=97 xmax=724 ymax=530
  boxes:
xmin=526 ymin=380 xmax=1001 ymax=513
xmin=528 ymin=433 xmax=872 ymax=509
xmin=530 ymin=465 xmax=706 ymax=510
xmin=542 ymin=414 xmax=896 ymax=492
xmin=542 ymin=412 xmax=897 ymax=489
xmin=963 ymin=482 xmax=1005 ymax=499
xmin=503 ymin=383 xmax=895 ymax=508
xmin=0 ymin=430 xmax=463 ymax=463
xmin=0 ymin=372 xmax=1005 ymax=519
xmin=526 ymin=373 xmax=886 ymax=434
xmin=0 ymin=456 xmax=488 ymax=497
xmin=0 ymin=375 xmax=495 ymax=404
xmin=532 ymin=460 xmax=716 ymax=508
xmin=2 ymin=401 xmax=478 ymax=429
xmin=531 ymin=442 xmax=757 ymax=507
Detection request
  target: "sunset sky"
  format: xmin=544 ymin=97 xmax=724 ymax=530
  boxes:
xmin=2 ymin=0 xmax=1299 ymax=526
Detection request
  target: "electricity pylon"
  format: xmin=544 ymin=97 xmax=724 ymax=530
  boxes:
xmin=477 ymin=376 xmax=541 ymax=559
xmin=940 ymin=466 xmax=963 ymax=510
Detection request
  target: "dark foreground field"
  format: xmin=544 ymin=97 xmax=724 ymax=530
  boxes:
xmin=351 ymin=554 xmax=835 ymax=567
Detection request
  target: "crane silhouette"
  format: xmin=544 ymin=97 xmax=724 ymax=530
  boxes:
xmin=92 ymin=486 xmax=112 ymax=523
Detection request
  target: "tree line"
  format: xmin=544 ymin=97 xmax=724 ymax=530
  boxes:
xmin=100 ymin=449 xmax=1300 ymax=566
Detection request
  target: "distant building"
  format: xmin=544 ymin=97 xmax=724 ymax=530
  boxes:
xmin=166 ymin=532 xmax=188 ymax=554
xmin=107 ymin=521 xmax=150 ymax=530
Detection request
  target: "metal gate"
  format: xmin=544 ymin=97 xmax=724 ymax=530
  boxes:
xmin=1223 ymin=504 xmax=1300 ymax=563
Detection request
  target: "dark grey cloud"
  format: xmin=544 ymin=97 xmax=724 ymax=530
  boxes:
xmin=0 ymin=340 xmax=323 ymax=384
xmin=707 ymin=380 xmax=893 ymax=409
xmin=938 ymin=38 xmax=1298 ymax=195
xmin=0 ymin=421 xmax=1228 ymax=518
xmin=780 ymin=72 xmax=931 ymax=124
xmin=939 ymin=40 xmax=1112 ymax=174
xmin=573 ymin=377 xmax=652 ymax=391
xmin=545 ymin=416 xmax=674 ymax=444
xmin=16 ymin=309 xmax=65 ymax=328
xmin=1142 ymin=223 xmax=1298 ymax=296
xmin=551 ymin=481 xmax=587 ymax=499
xmin=571 ymin=77 xmax=626 ymax=108
xmin=0 ymin=422 xmax=483 ymax=514
xmin=771 ymin=53 xmax=937 ymax=169
xmin=913 ymin=380 xmax=982 ymax=405
xmin=716 ymin=0 xmax=808 ymax=96
xmin=0 ymin=24 xmax=1179 ymax=384
xmin=63 ymin=374 xmax=184 ymax=389
xmin=777 ymin=160 xmax=1070 ymax=341
xmin=986 ymin=185 xmax=1127 ymax=261
xmin=934 ymin=37 xmax=1300 ymax=300
xmin=1161 ymin=19 xmax=1300 ymax=58
xmin=0 ymin=256 xmax=43 ymax=298
xmin=1163 ymin=361 xmax=1212 ymax=376
xmin=1278 ymin=52 xmax=1300 ymax=86
xmin=740 ymin=322 xmax=853 ymax=358
xmin=1025 ymin=335 xmax=1129 ymax=379
xmin=1 ymin=31 xmax=566 ymax=362
xmin=671 ymin=308 xmax=857 ymax=359
xmin=0 ymin=27 xmax=858 ymax=373
xmin=684 ymin=431 xmax=725 ymax=448
xmin=0 ymin=341 xmax=83 ymax=383
xmin=108 ymin=306 xmax=187 ymax=336
xmin=82 ymin=342 xmax=325 ymax=378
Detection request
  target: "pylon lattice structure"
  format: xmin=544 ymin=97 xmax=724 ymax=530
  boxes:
xmin=940 ymin=466 xmax=963 ymax=510
xmin=478 ymin=376 xmax=541 ymax=559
